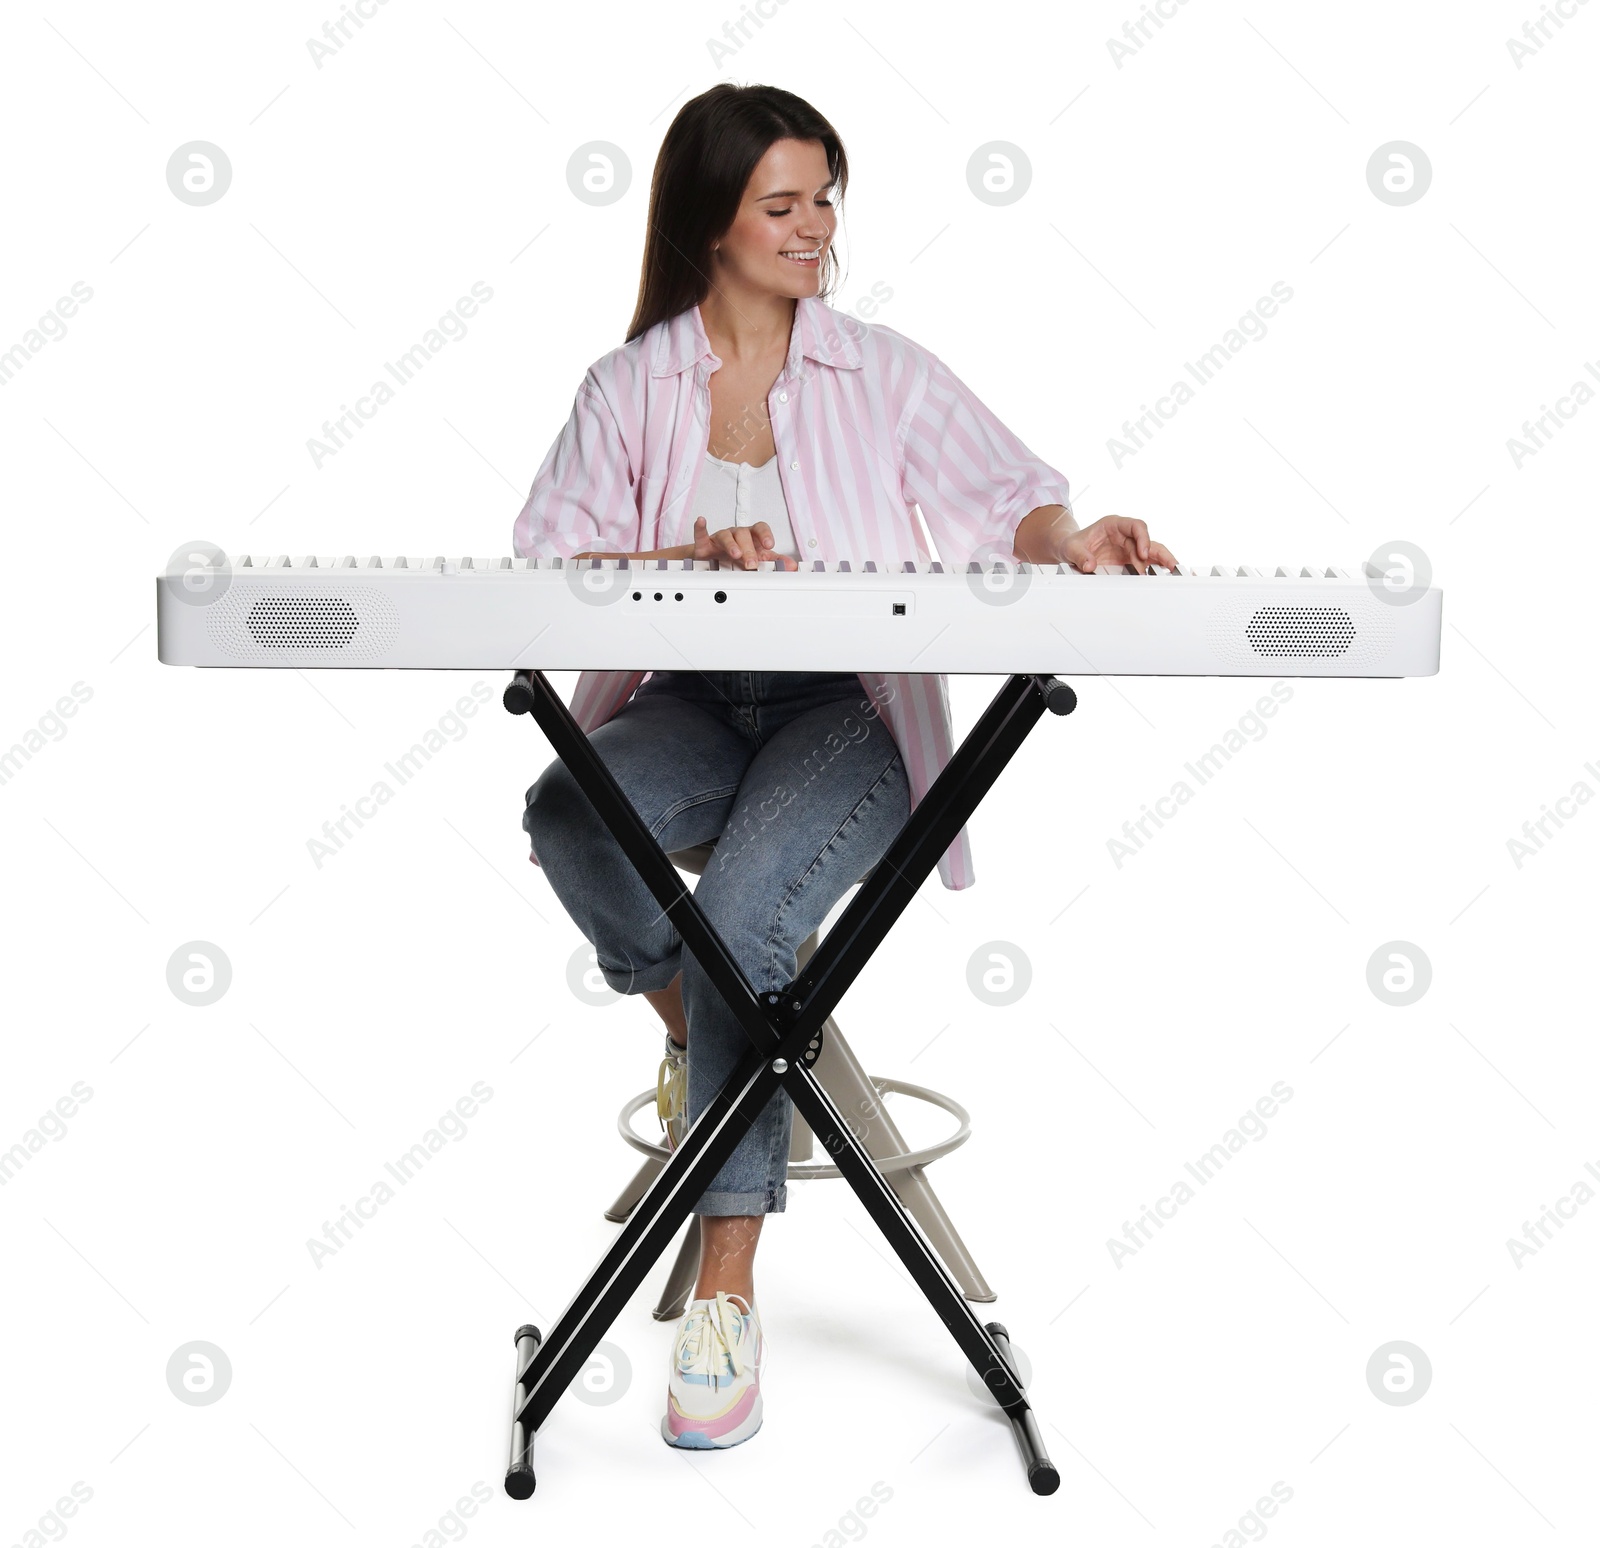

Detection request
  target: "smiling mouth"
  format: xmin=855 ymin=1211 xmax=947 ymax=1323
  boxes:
xmin=780 ymin=247 xmax=823 ymax=264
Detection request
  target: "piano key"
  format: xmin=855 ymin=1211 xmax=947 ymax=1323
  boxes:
xmin=1239 ymin=566 xmax=1262 ymax=577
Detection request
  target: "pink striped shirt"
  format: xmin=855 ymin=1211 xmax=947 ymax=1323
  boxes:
xmin=513 ymin=294 xmax=1072 ymax=889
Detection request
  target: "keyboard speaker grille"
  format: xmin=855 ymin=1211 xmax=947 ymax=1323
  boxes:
xmin=1245 ymin=605 xmax=1354 ymax=657
xmin=205 ymin=586 xmax=398 ymax=660
xmin=1207 ymin=599 xmax=1393 ymax=668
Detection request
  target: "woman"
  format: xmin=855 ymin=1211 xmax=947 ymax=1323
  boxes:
xmin=515 ymin=83 xmax=1176 ymax=1452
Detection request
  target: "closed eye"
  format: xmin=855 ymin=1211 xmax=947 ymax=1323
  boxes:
xmin=768 ymin=199 xmax=834 ymax=216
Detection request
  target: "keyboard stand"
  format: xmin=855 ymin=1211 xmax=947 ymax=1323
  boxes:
xmin=500 ymin=668 xmax=1077 ymax=1497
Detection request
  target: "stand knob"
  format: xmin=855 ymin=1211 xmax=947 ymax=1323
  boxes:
xmin=503 ymin=671 xmax=536 ymax=715
xmin=1038 ymin=677 xmax=1076 ymax=716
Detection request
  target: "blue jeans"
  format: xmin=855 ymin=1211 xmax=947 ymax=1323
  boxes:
xmin=521 ymin=670 xmax=911 ymax=1215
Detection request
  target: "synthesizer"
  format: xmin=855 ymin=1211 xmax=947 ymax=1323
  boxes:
xmin=154 ymin=555 xmax=1442 ymax=676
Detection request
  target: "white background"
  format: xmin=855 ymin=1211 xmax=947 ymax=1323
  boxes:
xmin=2 ymin=2 xmax=1596 ymax=1544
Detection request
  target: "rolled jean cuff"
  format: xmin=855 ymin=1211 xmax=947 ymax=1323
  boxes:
xmin=694 ymin=1183 xmax=787 ymax=1216
xmin=597 ymin=949 xmax=683 ymax=996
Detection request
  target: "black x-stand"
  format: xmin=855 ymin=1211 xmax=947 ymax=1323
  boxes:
xmin=500 ymin=667 xmax=1076 ymax=1497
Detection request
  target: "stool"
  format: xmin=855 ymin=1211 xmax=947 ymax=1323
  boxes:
xmin=603 ymin=838 xmax=996 ymax=1321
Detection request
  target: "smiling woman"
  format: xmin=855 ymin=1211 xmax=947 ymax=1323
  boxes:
xmin=510 ymin=81 xmax=1174 ymax=1455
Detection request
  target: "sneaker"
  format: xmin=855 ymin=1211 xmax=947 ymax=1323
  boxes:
xmin=660 ymin=1290 xmax=765 ymax=1449
xmin=656 ymin=1030 xmax=688 ymax=1152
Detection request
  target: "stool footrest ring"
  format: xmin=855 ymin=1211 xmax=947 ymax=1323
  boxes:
xmin=617 ymin=1077 xmax=971 ymax=1180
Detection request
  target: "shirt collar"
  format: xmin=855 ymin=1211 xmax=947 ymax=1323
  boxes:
xmin=650 ymin=293 xmax=864 ymax=380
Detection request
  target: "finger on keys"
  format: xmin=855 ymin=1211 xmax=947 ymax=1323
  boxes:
xmin=1109 ymin=514 xmax=1147 ymax=563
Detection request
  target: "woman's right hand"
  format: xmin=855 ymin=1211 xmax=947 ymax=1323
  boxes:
xmin=692 ymin=516 xmax=799 ymax=570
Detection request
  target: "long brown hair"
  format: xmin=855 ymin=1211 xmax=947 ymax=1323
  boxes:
xmin=625 ymin=84 xmax=849 ymax=344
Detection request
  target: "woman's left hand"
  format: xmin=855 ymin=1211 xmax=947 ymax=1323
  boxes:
xmin=1060 ymin=515 xmax=1178 ymax=574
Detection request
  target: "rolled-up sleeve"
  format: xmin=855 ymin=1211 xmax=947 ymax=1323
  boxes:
xmin=512 ymin=374 xmax=641 ymax=561
xmin=898 ymin=348 xmax=1073 ymax=564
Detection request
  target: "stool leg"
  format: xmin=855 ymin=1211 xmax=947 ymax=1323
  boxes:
xmin=604 ymin=1153 xmax=662 ymax=1224
xmin=794 ymin=939 xmax=996 ymax=1301
xmin=813 ymin=1021 xmax=996 ymax=1302
xmin=652 ymin=1216 xmax=701 ymax=1323
xmin=601 ymin=1140 xmax=700 ymax=1320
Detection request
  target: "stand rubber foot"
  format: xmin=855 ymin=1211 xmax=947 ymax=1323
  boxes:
xmin=504 ymin=1324 xmax=542 ymax=1498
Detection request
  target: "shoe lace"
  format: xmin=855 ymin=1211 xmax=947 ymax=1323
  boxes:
xmin=676 ymin=1291 xmax=754 ymax=1386
xmin=656 ymin=1048 xmax=687 ymax=1138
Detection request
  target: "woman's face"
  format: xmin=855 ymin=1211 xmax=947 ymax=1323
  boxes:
xmin=712 ymin=137 xmax=837 ymax=300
